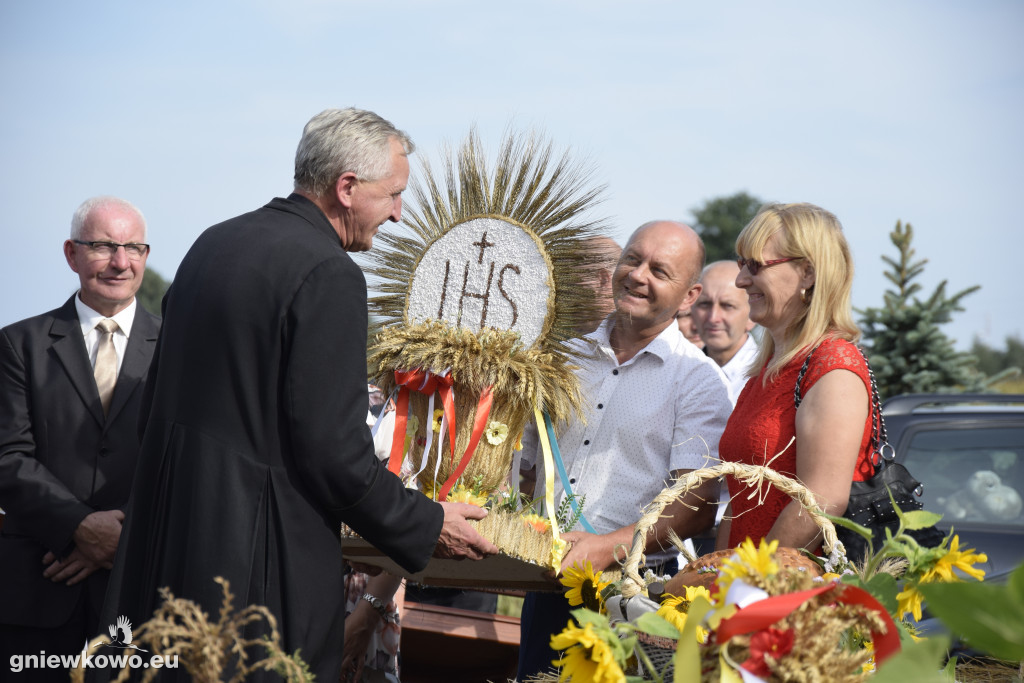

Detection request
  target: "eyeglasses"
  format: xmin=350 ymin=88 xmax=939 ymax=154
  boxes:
xmin=736 ymin=256 xmax=801 ymax=275
xmin=72 ymin=240 xmax=150 ymax=261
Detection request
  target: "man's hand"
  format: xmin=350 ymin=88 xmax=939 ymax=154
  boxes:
xmin=42 ymin=547 xmax=102 ymax=585
xmin=41 ymin=509 xmax=125 ymax=586
xmin=433 ymin=502 xmax=499 ymax=560
xmin=558 ymin=530 xmax=628 ymax=575
xmin=72 ymin=509 xmax=125 ymax=567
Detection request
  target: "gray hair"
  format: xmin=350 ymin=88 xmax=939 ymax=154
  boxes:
xmin=70 ymin=196 xmax=147 ymax=240
xmin=293 ymin=108 xmax=414 ymax=197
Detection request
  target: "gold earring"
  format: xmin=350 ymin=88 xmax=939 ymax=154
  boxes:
xmin=800 ymin=288 xmax=809 ymax=304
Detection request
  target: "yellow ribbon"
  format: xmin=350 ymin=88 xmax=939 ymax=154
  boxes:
xmin=534 ymin=407 xmax=564 ymax=568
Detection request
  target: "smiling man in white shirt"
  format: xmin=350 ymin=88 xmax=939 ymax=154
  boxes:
xmin=517 ymin=220 xmax=731 ymax=679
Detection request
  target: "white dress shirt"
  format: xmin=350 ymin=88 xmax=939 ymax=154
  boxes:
xmin=75 ymin=295 xmax=137 ymax=375
xmin=719 ymin=334 xmax=759 ymax=405
xmin=523 ymin=318 xmax=732 ymax=561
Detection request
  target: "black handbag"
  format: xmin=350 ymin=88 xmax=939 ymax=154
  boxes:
xmin=795 ymin=344 xmax=945 ymax=564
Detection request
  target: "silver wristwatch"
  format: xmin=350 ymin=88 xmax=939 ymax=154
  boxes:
xmin=360 ymin=593 xmax=391 ymax=621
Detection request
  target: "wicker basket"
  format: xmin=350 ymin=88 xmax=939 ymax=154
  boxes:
xmin=612 ymin=462 xmax=846 ymax=680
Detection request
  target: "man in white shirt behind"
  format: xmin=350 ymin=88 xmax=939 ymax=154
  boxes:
xmin=692 ymin=260 xmax=759 ymax=404
xmin=516 ymin=221 xmax=731 ymax=680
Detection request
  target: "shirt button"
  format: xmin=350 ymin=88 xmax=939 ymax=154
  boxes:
xmin=597 ymin=403 xmax=603 ymax=409
xmin=612 ymin=369 xmax=619 ymax=375
xmin=583 ymin=440 xmax=590 ymax=445
xmin=569 ymin=478 xmax=576 ymax=485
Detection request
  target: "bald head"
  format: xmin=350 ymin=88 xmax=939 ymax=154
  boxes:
xmin=693 ymin=259 xmax=754 ymax=365
xmin=630 ymin=221 xmax=705 ymax=286
xmin=701 ymin=259 xmax=741 ymax=285
xmin=611 ymin=221 xmax=705 ymax=337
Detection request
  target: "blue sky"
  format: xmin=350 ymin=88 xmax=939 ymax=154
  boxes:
xmin=2 ymin=1 xmax=1021 ymax=350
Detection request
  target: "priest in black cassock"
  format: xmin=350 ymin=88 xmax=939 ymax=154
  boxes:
xmin=101 ymin=108 xmax=497 ymax=681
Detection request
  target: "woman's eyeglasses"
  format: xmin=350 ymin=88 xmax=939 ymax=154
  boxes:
xmin=736 ymin=256 xmax=802 ymax=275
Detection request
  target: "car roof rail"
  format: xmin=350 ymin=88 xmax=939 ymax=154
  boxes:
xmin=882 ymin=393 xmax=1024 ymax=415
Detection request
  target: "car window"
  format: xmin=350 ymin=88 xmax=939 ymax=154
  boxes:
xmin=901 ymin=426 xmax=1024 ymax=530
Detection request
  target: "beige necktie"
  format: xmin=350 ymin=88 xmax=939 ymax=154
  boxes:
xmin=94 ymin=319 xmax=120 ymax=416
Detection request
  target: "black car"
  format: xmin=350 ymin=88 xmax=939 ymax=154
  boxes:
xmin=882 ymin=393 xmax=1024 ymax=582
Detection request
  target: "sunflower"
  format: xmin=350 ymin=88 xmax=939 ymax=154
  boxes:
xmin=655 ymin=585 xmax=711 ymax=641
xmin=431 ymin=408 xmax=444 ymax=433
xmin=896 ymin=583 xmax=926 ymax=621
xmin=716 ymin=538 xmax=779 ymax=600
xmin=561 ymin=560 xmax=611 ymax=612
xmin=921 ymin=535 xmax=987 ymax=583
xmin=550 ymin=621 xmax=625 ymax=683
xmin=485 ymin=420 xmax=509 ymax=446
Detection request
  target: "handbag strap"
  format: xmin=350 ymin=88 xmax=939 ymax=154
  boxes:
xmin=793 ymin=341 xmax=895 ymax=470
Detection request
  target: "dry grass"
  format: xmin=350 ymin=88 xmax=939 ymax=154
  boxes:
xmin=70 ymin=578 xmax=312 ymax=683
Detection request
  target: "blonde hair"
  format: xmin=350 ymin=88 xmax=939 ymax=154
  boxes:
xmin=736 ymin=203 xmax=859 ymax=382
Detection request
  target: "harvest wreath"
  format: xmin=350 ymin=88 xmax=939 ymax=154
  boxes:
xmin=341 ymin=128 xmax=614 ymax=579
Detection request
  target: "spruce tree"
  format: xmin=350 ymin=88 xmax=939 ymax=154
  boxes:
xmin=858 ymin=221 xmax=983 ymax=399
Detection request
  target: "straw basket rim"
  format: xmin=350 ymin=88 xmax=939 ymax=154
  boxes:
xmin=618 ymin=462 xmax=846 ymax=599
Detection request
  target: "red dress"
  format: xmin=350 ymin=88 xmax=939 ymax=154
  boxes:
xmin=721 ymin=337 xmax=876 ymax=548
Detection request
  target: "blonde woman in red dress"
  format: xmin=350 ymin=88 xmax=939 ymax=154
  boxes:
xmin=715 ymin=203 xmax=876 ymax=553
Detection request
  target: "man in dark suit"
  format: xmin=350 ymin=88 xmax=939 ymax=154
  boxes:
xmin=103 ymin=108 xmax=497 ymax=682
xmin=0 ymin=196 xmax=160 ymax=679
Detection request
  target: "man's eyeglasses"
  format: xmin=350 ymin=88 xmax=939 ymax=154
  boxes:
xmin=72 ymin=240 xmax=150 ymax=261
xmin=736 ymin=256 xmax=801 ymax=275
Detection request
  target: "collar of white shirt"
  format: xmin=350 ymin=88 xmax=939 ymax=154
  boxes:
xmin=75 ymin=295 xmax=137 ymax=339
xmin=587 ymin=316 xmax=683 ymax=366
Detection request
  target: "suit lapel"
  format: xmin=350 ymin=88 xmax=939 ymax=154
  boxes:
xmin=106 ymin=307 xmax=160 ymax=425
xmin=50 ymin=296 xmax=106 ymax=426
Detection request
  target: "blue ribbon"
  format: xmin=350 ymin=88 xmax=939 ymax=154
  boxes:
xmin=543 ymin=411 xmax=597 ymax=534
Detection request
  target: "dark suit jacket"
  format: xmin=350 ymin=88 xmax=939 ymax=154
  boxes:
xmin=104 ymin=195 xmax=443 ymax=681
xmin=0 ymin=295 xmax=160 ymax=627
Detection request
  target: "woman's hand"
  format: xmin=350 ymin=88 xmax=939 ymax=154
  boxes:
xmin=341 ymin=600 xmax=377 ymax=681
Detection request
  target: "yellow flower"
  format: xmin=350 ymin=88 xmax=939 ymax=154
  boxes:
xmin=551 ymin=621 xmax=625 ymax=683
xmin=561 ymin=560 xmax=611 ymax=612
xmin=860 ymin=641 xmax=876 ymax=674
xmin=897 ymin=584 xmax=926 ymax=621
xmin=446 ymin=484 xmax=488 ymax=507
xmin=431 ymin=409 xmax=444 ymax=433
xmin=717 ymin=538 xmax=779 ymax=598
xmin=922 ymin=535 xmax=988 ymax=583
xmin=714 ymin=539 xmax=779 ymax=603
xmin=656 ymin=585 xmax=711 ymax=642
xmin=522 ymin=512 xmax=551 ymax=533
xmin=485 ymin=420 xmax=509 ymax=445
